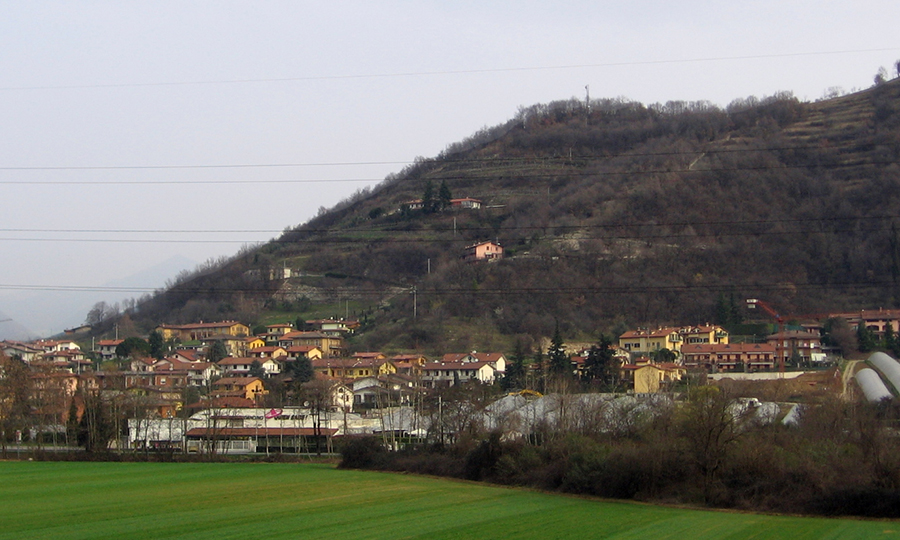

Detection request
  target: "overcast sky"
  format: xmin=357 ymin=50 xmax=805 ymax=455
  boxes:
xmin=1 ymin=1 xmax=899 ymax=337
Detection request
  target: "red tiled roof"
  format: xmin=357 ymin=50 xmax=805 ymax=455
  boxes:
xmin=218 ymin=357 xmax=258 ymax=366
xmin=423 ymin=361 xmax=492 ymax=371
xmin=214 ymin=376 xmax=262 ymax=386
xmin=185 ymin=396 xmax=255 ymax=409
xmin=159 ymin=320 xmax=245 ymax=330
xmin=185 ymin=427 xmax=337 ymax=437
xmin=441 ymin=352 xmax=505 ymax=364
xmin=681 ymin=343 xmax=775 ymax=354
xmin=619 ymin=327 xmax=679 ymax=339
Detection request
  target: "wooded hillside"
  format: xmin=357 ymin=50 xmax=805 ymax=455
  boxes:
xmin=119 ymin=78 xmax=900 ymax=352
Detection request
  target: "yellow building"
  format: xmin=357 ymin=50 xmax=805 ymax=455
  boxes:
xmin=618 ymin=325 xmax=728 ymax=356
xmin=619 ymin=328 xmax=683 ymax=354
xmin=212 ymin=376 xmax=267 ymax=401
xmin=679 ymin=325 xmax=729 ymax=346
xmin=632 ymin=364 xmax=686 ymax=393
xmin=278 ymin=331 xmax=345 ymax=358
xmin=156 ymin=321 xmax=250 ymax=342
xmin=312 ymin=358 xmax=383 ymax=379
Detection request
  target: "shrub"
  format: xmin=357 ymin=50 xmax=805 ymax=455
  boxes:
xmin=338 ymin=436 xmax=386 ymax=469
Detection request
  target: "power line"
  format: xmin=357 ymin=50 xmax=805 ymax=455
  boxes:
xmin=4 ymin=214 xmax=896 ymax=234
xmin=0 ymin=177 xmax=380 ymax=185
xmin=0 ymin=162 xmax=409 ymax=171
xmin=0 ymin=143 xmax=880 ymax=174
xmin=0 ymin=280 xmax=891 ymax=296
xmin=0 ymin=215 xmax=896 ymax=244
xmin=0 ymin=158 xmax=893 ymax=186
xmin=2 ymin=48 xmax=897 ymax=92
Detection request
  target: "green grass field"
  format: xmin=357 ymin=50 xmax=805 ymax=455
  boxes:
xmin=0 ymin=461 xmax=896 ymax=539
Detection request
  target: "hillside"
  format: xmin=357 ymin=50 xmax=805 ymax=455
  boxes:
xmin=122 ymin=79 xmax=900 ymax=352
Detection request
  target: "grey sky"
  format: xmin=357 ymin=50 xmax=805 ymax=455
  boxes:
xmin=1 ymin=1 xmax=898 ymax=336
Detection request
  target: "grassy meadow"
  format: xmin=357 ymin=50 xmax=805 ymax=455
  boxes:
xmin=0 ymin=461 xmax=897 ymax=539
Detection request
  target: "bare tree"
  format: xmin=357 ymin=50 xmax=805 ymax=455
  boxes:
xmin=0 ymin=354 xmax=32 ymax=456
xmin=678 ymin=386 xmax=751 ymax=503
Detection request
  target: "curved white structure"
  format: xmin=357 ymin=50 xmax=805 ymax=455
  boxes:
xmin=856 ymin=367 xmax=894 ymax=402
xmin=867 ymin=352 xmax=900 ymax=395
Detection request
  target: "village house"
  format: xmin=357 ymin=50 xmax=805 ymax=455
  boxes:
xmin=766 ymin=330 xmax=825 ymax=365
xmin=305 ymin=319 xmax=360 ymax=336
xmin=40 ymin=348 xmax=91 ymax=372
xmin=463 ymin=241 xmax=503 ymax=262
xmin=421 ymin=361 xmax=497 ymax=388
xmin=284 ymin=345 xmax=323 ymax=361
xmin=1 ymin=340 xmax=44 ymax=362
xmin=201 ymin=334 xmax=250 ymax=358
xmin=618 ymin=324 xmax=729 ymax=356
xmin=311 ymin=357 xmax=387 ymax=379
xmin=218 ymin=356 xmax=282 ymax=376
xmin=152 ymin=358 xmax=221 ymax=386
xmin=401 ymin=199 xmax=425 ymax=211
xmin=34 ymin=339 xmax=81 ymax=353
xmin=155 ymin=320 xmax=250 ymax=342
xmin=352 ymin=351 xmax=386 ymax=363
xmin=124 ymin=370 xmax=189 ymax=391
xmin=681 ymin=343 xmax=777 ymax=372
xmin=266 ymin=323 xmax=294 ymax=336
xmin=441 ymin=352 xmax=507 ymax=373
xmin=618 ymin=360 xmax=686 ymax=393
xmin=450 ymin=197 xmax=482 ymax=209
xmin=170 ymin=349 xmax=200 ymax=363
xmin=212 ymin=377 xmax=268 ymax=401
xmin=96 ymin=339 xmax=124 ymax=361
xmin=352 ymin=374 xmax=417 ymax=408
xmin=277 ymin=331 xmax=345 ymax=358
xmin=618 ymin=328 xmax=682 ymax=354
xmin=828 ymin=308 xmax=900 ymax=339
xmin=387 ymin=354 xmax=428 ymax=377
xmin=247 ymin=346 xmax=288 ymax=360
xmin=130 ymin=357 xmax=156 ymax=372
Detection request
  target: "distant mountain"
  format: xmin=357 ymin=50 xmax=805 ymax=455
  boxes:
xmin=0 ymin=255 xmax=196 ymax=339
xmin=125 ymin=79 xmax=900 ymax=352
xmin=0 ymin=308 xmax=35 ymax=341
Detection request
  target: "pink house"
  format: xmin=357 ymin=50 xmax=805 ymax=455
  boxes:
xmin=463 ymin=241 xmax=503 ymax=262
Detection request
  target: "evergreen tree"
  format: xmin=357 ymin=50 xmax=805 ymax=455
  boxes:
xmin=654 ymin=348 xmax=676 ymax=364
xmin=422 ymin=180 xmax=436 ymax=214
xmin=714 ymin=292 xmax=743 ymax=328
xmin=438 ymin=180 xmax=453 ymax=211
xmin=548 ymin=322 xmax=570 ymax=375
xmin=289 ymin=357 xmax=314 ymax=384
xmin=884 ymin=324 xmax=900 ymax=357
xmin=207 ymin=340 xmax=229 ymax=363
xmin=503 ymin=339 xmax=528 ymax=390
xmin=584 ymin=334 xmax=617 ymax=389
xmin=857 ymin=323 xmax=878 ymax=353
xmin=148 ymin=330 xmax=166 ymax=360
xmin=249 ymin=360 xmax=266 ymax=379
xmin=532 ymin=347 xmax=545 ymax=393
xmin=114 ymin=337 xmax=150 ymax=359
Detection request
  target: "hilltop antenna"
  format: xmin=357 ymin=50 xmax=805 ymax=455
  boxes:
xmin=585 ymin=85 xmax=590 ymax=123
